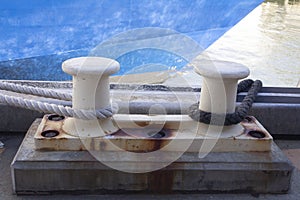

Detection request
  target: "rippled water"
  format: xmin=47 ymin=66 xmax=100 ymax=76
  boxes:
xmin=191 ymin=0 xmax=300 ymax=87
xmin=1 ymin=0 xmax=298 ymax=86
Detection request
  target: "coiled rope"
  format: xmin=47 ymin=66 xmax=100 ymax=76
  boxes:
xmin=0 ymin=81 xmax=115 ymax=120
xmin=188 ymin=79 xmax=262 ymax=126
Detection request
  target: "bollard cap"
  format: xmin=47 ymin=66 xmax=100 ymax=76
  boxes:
xmin=194 ymin=60 xmax=249 ymax=79
xmin=62 ymin=57 xmax=120 ymax=76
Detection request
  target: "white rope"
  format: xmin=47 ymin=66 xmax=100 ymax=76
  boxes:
xmin=0 ymin=93 xmax=116 ymax=120
xmin=0 ymin=82 xmax=118 ymax=120
xmin=0 ymin=81 xmax=72 ymax=101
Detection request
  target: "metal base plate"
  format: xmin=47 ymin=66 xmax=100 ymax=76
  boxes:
xmin=11 ymin=119 xmax=293 ymax=194
xmin=34 ymin=114 xmax=272 ymax=152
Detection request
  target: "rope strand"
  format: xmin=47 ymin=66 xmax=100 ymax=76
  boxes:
xmin=0 ymin=80 xmax=261 ymax=123
xmin=0 ymin=81 xmax=72 ymax=101
xmin=189 ymin=79 xmax=262 ymax=126
xmin=0 ymin=93 xmax=115 ymax=120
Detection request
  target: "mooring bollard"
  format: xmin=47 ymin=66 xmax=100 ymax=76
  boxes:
xmin=194 ymin=60 xmax=250 ymax=135
xmin=62 ymin=57 xmax=120 ymax=137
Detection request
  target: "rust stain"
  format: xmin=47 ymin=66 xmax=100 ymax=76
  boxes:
xmin=134 ymin=121 xmax=150 ymax=127
xmin=36 ymin=115 xmax=189 ymax=152
xmin=109 ymin=129 xmax=175 ymax=153
xmin=99 ymin=141 xmax=107 ymax=151
xmin=53 ymin=137 xmax=68 ymax=140
xmin=90 ymin=138 xmax=96 ymax=151
xmin=79 ymin=146 xmax=84 ymax=151
xmin=241 ymin=116 xmax=270 ymax=140
xmin=149 ymin=170 xmax=174 ymax=193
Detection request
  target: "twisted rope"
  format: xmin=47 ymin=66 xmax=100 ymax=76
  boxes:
xmin=189 ymin=79 xmax=262 ymax=126
xmin=0 ymin=81 xmax=72 ymax=100
xmin=0 ymin=93 xmax=116 ymax=120
xmin=0 ymin=80 xmax=261 ymax=122
xmin=0 ymin=81 xmax=116 ymax=120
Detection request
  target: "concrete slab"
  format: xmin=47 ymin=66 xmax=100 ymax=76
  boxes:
xmin=283 ymin=149 xmax=300 ymax=170
xmin=11 ymin=119 xmax=294 ymax=194
xmin=1 ymin=133 xmax=300 ymax=199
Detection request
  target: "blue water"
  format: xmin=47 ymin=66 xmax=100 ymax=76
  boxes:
xmin=0 ymin=0 xmax=262 ymax=80
xmin=115 ymin=49 xmax=188 ymax=76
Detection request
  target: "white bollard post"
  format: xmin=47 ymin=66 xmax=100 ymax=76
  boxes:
xmin=194 ymin=60 xmax=250 ymax=136
xmin=62 ymin=57 xmax=120 ymax=137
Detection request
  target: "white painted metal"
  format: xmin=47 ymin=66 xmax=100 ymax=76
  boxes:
xmin=34 ymin=114 xmax=273 ymax=152
xmin=62 ymin=57 xmax=120 ymax=137
xmin=195 ymin=60 xmax=249 ymax=113
xmin=194 ymin=60 xmax=250 ymax=135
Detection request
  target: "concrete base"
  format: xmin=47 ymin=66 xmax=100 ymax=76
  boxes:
xmin=11 ymin=120 xmax=294 ymax=194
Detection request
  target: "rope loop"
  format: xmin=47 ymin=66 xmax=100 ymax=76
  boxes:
xmin=189 ymin=79 xmax=262 ymax=126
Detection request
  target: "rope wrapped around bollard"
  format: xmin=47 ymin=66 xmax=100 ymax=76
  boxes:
xmin=0 ymin=81 xmax=116 ymax=120
xmin=188 ymin=79 xmax=262 ymax=126
xmin=0 ymin=80 xmax=261 ymax=122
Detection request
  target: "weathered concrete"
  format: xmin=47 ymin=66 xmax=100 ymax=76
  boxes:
xmin=1 ymin=132 xmax=300 ymax=199
xmin=11 ymin=119 xmax=293 ymax=194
